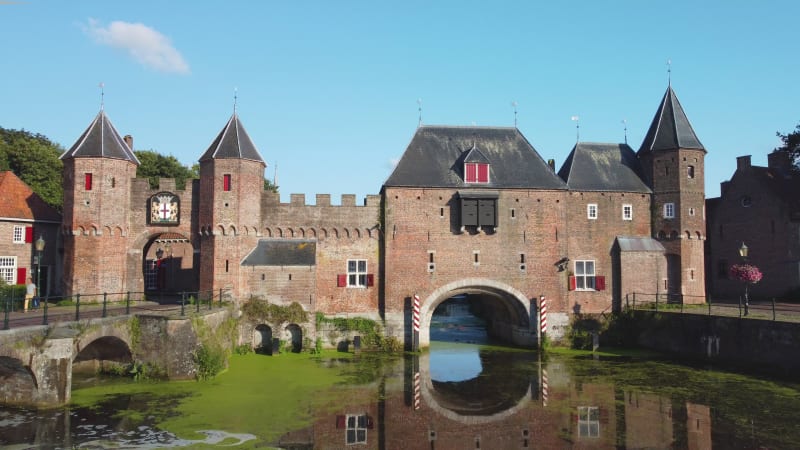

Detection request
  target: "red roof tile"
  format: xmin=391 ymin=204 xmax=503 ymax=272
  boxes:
xmin=0 ymin=171 xmax=62 ymax=222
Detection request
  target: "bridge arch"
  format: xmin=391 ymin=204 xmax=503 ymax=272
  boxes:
xmin=419 ymin=278 xmax=535 ymax=348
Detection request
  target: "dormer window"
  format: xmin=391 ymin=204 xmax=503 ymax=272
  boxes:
xmin=465 ymin=162 xmax=489 ymax=183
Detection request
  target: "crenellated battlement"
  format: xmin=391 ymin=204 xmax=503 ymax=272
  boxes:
xmin=263 ymin=192 xmax=381 ymax=207
xmin=130 ymin=177 xmax=197 ymax=194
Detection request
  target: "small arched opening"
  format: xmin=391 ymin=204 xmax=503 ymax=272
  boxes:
xmin=73 ymin=336 xmax=133 ymax=376
xmin=254 ymin=324 xmax=273 ymax=355
xmin=285 ymin=324 xmax=303 ymax=353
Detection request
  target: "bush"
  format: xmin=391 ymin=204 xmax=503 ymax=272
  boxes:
xmin=194 ymin=344 xmax=225 ymax=380
xmin=234 ymin=343 xmax=253 ymax=355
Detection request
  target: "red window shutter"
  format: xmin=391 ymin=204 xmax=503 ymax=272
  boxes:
xmin=16 ymin=267 xmax=26 ymax=285
xmin=596 ymin=276 xmax=606 ymax=291
xmin=223 ymin=174 xmax=231 ymax=191
xmin=465 ymin=163 xmax=477 ymax=182
xmin=337 ymin=274 xmax=347 ymax=287
xmin=477 ymin=163 xmax=489 ymax=182
xmin=568 ymin=275 xmax=576 ymax=291
xmin=85 ymin=173 xmax=93 ymax=190
xmin=366 ymin=274 xmax=374 ymax=287
xmin=336 ymin=415 xmax=346 ymax=428
xmin=25 ymin=227 xmax=33 ymax=243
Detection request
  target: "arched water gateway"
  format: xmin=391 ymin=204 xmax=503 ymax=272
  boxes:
xmin=59 ymin=85 xmax=706 ymax=344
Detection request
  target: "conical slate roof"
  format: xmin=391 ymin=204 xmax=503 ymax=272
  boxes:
xmin=638 ymin=86 xmax=705 ymax=154
xmin=60 ymin=110 xmax=140 ymax=164
xmin=198 ymin=113 xmax=265 ymax=163
xmin=558 ymin=142 xmax=650 ymax=192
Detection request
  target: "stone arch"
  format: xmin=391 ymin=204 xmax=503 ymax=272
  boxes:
xmin=90 ymin=224 xmax=100 ymax=236
xmin=77 ymin=226 xmax=86 ymax=236
xmin=332 ymin=228 xmax=339 ymax=239
xmin=103 ymin=225 xmax=112 ymax=236
xmin=217 ymin=225 xmax=225 ymax=236
xmin=0 ymin=356 xmax=38 ymax=400
xmin=354 ymin=228 xmax=361 ymax=238
xmin=418 ymin=278 xmax=533 ymax=348
xmin=285 ymin=324 xmax=303 ymax=353
xmin=320 ymin=228 xmax=328 ymax=239
xmin=685 ymin=230 xmax=692 ymax=239
xmin=287 ymin=227 xmax=295 ymax=237
xmin=307 ymin=228 xmax=317 ymax=238
xmin=253 ymin=324 xmax=273 ymax=354
xmin=115 ymin=226 xmax=124 ymax=237
xmin=696 ymin=231 xmax=702 ymax=240
xmin=229 ymin=225 xmax=237 ymax=236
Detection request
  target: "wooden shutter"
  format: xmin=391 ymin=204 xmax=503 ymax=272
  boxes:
xmin=477 ymin=163 xmax=489 ymax=182
xmin=568 ymin=275 xmax=576 ymax=291
xmin=223 ymin=174 xmax=232 ymax=191
xmin=461 ymin=199 xmax=478 ymax=227
xmin=478 ymin=199 xmax=496 ymax=227
xmin=24 ymin=226 xmax=33 ymax=243
xmin=16 ymin=267 xmax=26 ymax=285
xmin=595 ymin=276 xmax=606 ymax=291
xmin=366 ymin=274 xmax=374 ymax=287
xmin=85 ymin=173 xmax=93 ymax=190
xmin=337 ymin=274 xmax=347 ymax=287
xmin=465 ymin=163 xmax=477 ymax=182
xmin=336 ymin=415 xmax=346 ymax=428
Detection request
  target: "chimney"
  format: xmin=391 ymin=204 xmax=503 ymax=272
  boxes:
xmin=123 ymin=135 xmax=133 ymax=149
xmin=547 ymin=159 xmax=556 ymax=172
xmin=767 ymin=150 xmax=793 ymax=173
xmin=736 ymin=155 xmax=751 ymax=172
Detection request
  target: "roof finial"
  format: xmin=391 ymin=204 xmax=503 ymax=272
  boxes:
xmin=233 ymin=87 xmax=238 ymax=114
xmin=571 ymin=116 xmax=580 ymax=143
xmin=99 ymin=82 xmax=105 ymax=111
xmin=511 ymin=100 xmax=518 ymax=128
xmin=622 ymin=119 xmax=628 ymax=144
xmin=273 ymin=162 xmax=278 ymax=187
xmin=667 ymin=59 xmax=672 ymax=86
xmin=417 ymin=98 xmax=423 ymax=127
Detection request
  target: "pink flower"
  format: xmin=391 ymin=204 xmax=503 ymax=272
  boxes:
xmin=729 ymin=264 xmax=763 ymax=284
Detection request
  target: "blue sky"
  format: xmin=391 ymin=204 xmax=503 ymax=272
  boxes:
xmin=2 ymin=1 xmax=798 ymax=201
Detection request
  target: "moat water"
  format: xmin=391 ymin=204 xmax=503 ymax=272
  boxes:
xmin=2 ymin=306 xmax=800 ymax=448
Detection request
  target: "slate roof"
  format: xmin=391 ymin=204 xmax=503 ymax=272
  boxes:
xmin=734 ymin=165 xmax=800 ymax=214
xmin=639 ymin=86 xmax=705 ymax=154
xmin=383 ymin=126 xmax=567 ymax=190
xmin=242 ymin=239 xmax=316 ymax=266
xmin=616 ymin=236 xmax=665 ymax=252
xmin=198 ymin=113 xmax=265 ymax=163
xmin=60 ymin=110 xmax=140 ymax=164
xmin=0 ymin=171 xmax=62 ymax=222
xmin=557 ymin=142 xmax=651 ymax=192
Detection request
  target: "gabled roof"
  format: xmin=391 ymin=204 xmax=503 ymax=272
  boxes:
xmin=242 ymin=239 xmax=316 ymax=266
xmin=733 ymin=165 xmax=800 ymax=213
xmin=557 ymin=142 xmax=651 ymax=193
xmin=463 ymin=145 xmax=490 ymax=164
xmin=383 ymin=126 xmax=567 ymax=190
xmin=638 ymin=86 xmax=705 ymax=154
xmin=199 ymin=113 xmax=265 ymax=164
xmin=60 ymin=110 xmax=140 ymax=164
xmin=0 ymin=171 xmax=62 ymax=222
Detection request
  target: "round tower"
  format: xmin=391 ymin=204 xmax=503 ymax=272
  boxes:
xmin=61 ymin=111 xmax=139 ymax=296
xmin=197 ymin=113 xmax=266 ymax=300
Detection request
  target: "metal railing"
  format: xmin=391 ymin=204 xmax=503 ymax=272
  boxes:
xmin=624 ymin=292 xmax=800 ymax=323
xmin=2 ymin=288 xmax=230 ymax=330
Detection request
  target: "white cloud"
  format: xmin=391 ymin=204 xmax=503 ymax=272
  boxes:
xmin=84 ymin=19 xmax=190 ymax=74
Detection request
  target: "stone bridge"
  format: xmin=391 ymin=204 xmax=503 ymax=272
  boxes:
xmin=0 ymin=309 xmax=231 ymax=408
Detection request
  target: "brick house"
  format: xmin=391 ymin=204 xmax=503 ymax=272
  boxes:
xmin=0 ymin=171 xmax=62 ymax=296
xmin=706 ymin=151 xmax=800 ymax=299
xmin=59 ymin=85 xmax=705 ymax=346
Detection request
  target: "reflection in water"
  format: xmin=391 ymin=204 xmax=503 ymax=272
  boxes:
xmin=2 ymin=351 xmax=800 ymax=447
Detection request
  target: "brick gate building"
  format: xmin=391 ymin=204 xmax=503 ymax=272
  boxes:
xmin=60 ymin=85 xmax=706 ymax=346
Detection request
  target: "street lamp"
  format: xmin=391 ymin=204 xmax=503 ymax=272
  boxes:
xmin=34 ymin=235 xmax=45 ymax=305
xmin=155 ymin=247 xmax=164 ymax=260
xmin=739 ymin=242 xmax=749 ymax=315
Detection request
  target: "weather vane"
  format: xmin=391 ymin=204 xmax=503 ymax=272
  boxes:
xmin=234 ymin=87 xmax=238 ymax=113
xmin=511 ymin=101 xmax=518 ymax=127
xmin=99 ymin=82 xmax=105 ymax=111
xmin=622 ymin=119 xmax=627 ymax=144
xmin=667 ymin=59 xmax=672 ymax=85
xmin=417 ymin=98 xmax=423 ymax=127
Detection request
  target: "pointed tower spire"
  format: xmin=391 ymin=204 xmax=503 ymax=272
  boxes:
xmin=638 ymin=86 xmax=705 ymax=154
xmin=60 ymin=110 xmax=140 ymax=164
xmin=199 ymin=113 xmax=265 ymax=163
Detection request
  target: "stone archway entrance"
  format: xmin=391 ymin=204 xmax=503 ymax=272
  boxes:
xmin=143 ymin=232 xmax=197 ymax=295
xmin=419 ymin=279 xmax=536 ymax=348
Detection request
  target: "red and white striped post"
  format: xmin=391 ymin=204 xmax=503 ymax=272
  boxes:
xmin=413 ymin=370 xmax=421 ymax=410
xmin=539 ymin=295 xmax=547 ymax=339
xmin=413 ymin=294 xmax=421 ymax=352
xmin=541 ymin=368 xmax=549 ymax=407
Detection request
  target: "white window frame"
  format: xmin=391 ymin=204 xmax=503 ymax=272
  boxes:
xmin=347 ymin=259 xmax=367 ymax=288
xmin=13 ymin=226 xmax=24 ymax=244
xmin=345 ymin=414 xmax=368 ymax=445
xmin=577 ymin=406 xmax=600 ymax=438
xmin=575 ymin=260 xmax=596 ymax=291
xmin=0 ymin=256 xmax=16 ymax=285
xmin=622 ymin=204 xmax=632 ymax=221
xmin=663 ymin=202 xmax=675 ymax=219
xmin=587 ymin=204 xmax=598 ymax=220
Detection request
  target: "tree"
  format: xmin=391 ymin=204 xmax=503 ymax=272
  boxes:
xmin=775 ymin=123 xmax=800 ymax=170
xmin=134 ymin=150 xmax=198 ymax=190
xmin=0 ymin=127 xmax=64 ymax=210
xmin=264 ymin=177 xmax=279 ymax=193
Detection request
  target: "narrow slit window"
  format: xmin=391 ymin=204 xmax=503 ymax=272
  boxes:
xmin=223 ymin=174 xmax=232 ymax=191
xmin=85 ymin=173 xmax=93 ymax=191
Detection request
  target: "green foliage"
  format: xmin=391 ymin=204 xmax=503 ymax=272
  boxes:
xmin=134 ymin=150 xmax=198 ymax=190
xmin=0 ymin=284 xmax=26 ymax=310
xmin=567 ymin=316 xmax=605 ymax=350
xmin=242 ymin=299 xmax=308 ymax=324
xmin=128 ymin=316 xmax=141 ymax=357
xmin=264 ymin=177 xmax=279 ymax=193
xmin=316 ymin=314 xmax=401 ymax=353
xmin=775 ymin=123 xmax=800 ymax=170
xmin=0 ymin=127 xmax=64 ymax=210
xmin=129 ymin=360 xmax=166 ymax=381
xmin=234 ymin=343 xmax=253 ymax=355
xmin=193 ymin=344 xmax=226 ymax=380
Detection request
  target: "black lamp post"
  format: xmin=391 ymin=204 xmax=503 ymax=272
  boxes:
xmin=35 ymin=235 xmax=45 ymax=304
xmin=739 ymin=242 xmax=749 ymax=315
xmin=155 ymin=247 xmax=164 ymax=260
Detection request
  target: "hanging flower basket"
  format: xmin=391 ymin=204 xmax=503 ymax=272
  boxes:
xmin=729 ymin=264 xmax=763 ymax=284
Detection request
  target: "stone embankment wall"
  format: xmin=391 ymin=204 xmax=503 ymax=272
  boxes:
xmin=631 ymin=311 xmax=800 ymax=375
